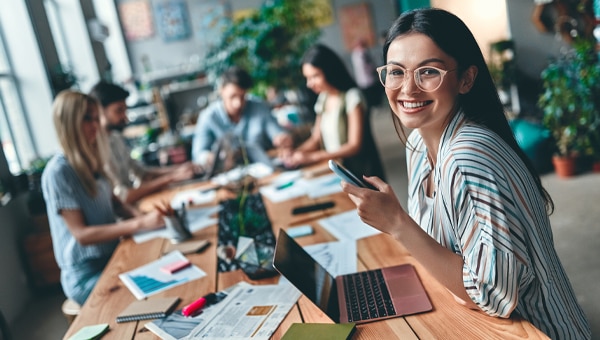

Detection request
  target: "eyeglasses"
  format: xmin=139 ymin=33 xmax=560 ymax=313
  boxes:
xmin=376 ymin=64 xmax=456 ymax=92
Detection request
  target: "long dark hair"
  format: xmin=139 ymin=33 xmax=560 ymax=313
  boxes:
xmin=302 ymin=44 xmax=357 ymax=92
xmin=383 ymin=8 xmax=553 ymax=213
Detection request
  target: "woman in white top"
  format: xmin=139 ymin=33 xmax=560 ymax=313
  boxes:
xmin=282 ymin=44 xmax=385 ymax=179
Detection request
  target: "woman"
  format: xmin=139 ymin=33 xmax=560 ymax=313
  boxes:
xmin=341 ymin=8 xmax=590 ymax=339
xmin=282 ymin=44 xmax=385 ymax=180
xmin=42 ymin=91 xmax=164 ymax=305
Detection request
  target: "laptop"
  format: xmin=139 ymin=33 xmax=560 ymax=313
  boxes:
xmin=273 ymin=230 xmax=432 ymax=324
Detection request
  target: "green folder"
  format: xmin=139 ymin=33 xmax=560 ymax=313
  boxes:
xmin=282 ymin=323 xmax=356 ymax=340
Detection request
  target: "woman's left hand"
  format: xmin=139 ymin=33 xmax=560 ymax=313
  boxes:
xmin=282 ymin=150 xmax=312 ymax=168
xmin=341 ymin=176 xmax=408 ymax=238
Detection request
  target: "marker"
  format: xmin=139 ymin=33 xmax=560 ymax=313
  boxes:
xmin=182 ymin=293 xmax=216 ymax=317
xmin=275 ymin=181 xmax=294 ymax=190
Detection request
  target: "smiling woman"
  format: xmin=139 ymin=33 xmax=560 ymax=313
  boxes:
xmin=340 ymin=8 xmax=591 ymax=339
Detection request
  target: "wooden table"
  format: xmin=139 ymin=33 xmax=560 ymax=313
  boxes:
xmin=63 ymin=165 xmax=549 ymax=339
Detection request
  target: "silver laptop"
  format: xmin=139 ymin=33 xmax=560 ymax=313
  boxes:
xmin=273 ymin=229 xmax=432 ymax=324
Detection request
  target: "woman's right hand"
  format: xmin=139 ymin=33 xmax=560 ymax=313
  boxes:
xmin=138 ymin=210 xmax=165 ymax=231
xmin=341 ymin=176 xmax=409 ymax=238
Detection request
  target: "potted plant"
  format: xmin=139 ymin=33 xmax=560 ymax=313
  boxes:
xmin=202 ymin=0 xmax=321 ymax=98
xmin=537 ymin=38 xmax=600 ymax=177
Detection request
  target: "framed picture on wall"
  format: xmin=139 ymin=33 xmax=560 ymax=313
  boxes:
xmin=155 ymin=0 xmax=192 ymax=42
xmin=119 ymin=0 xmax=154 ymax=41
xmin=338 ymin=2 xmax=376 ymax=50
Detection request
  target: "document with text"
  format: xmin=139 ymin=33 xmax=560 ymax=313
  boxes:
xmin=184 ymin=282 xmax=301 ymax=340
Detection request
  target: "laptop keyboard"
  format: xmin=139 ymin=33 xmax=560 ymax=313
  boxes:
xmin=342 ymin=269 xmax=397 ymax=322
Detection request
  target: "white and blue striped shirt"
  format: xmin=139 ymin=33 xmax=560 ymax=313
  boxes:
xmin=407 ymin=112 xmax=590 ymax=339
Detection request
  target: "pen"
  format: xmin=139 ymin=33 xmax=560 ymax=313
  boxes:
xmin=275 ymin=181 xmax=294 ymax=190
xmin=182 ymin=293 xmax=217 ymax=317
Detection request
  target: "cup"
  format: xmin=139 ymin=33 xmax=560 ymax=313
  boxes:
xmin=163 ymin=213 xmax=192 ymax=244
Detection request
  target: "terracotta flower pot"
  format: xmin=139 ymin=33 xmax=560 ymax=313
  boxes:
xmin=593 ymin=161 xmax=600 ymax=173
xmin=552 ymin=155 xmax=577 ymax=178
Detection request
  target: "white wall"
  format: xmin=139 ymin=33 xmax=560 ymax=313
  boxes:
xmin=431 ymin=0 xmax=511 ymax=61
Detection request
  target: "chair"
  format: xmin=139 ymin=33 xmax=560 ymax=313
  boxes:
xmin=0 ymin=309 xmax=12 ymax=340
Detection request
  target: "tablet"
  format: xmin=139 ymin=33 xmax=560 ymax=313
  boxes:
xmin=328 ymin=160 xmax=377 ymax=190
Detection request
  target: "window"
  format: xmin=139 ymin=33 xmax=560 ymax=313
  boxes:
xmin=0 ymin=24 xmax=36 ymax=174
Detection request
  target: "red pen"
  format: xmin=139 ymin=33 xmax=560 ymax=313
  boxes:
xmin=182 ymin=293 xmax=215 ymax=317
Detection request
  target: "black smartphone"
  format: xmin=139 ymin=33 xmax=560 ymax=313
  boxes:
xmin=328 ymin=160 xmax=377 ymax=190
xmin=291 ymin=201 xmax=335 ymax=215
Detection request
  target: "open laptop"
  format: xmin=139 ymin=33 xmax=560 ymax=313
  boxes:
xmin=273 ymin=230 xmax=432 ymax=324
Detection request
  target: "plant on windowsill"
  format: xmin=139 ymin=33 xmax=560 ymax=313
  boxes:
xmin=537 ymin=38 xmax=600 ymax=177
xmin=24 ymin=156 xmax=52 ymax=215
xmin=50 ymin=63 xmax=79 ymax=96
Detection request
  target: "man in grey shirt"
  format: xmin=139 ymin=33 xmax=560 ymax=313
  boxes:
xmin=191 ymin=67 xmax=292 ymax=167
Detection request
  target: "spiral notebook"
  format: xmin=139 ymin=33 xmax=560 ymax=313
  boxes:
xmin=116 ymin=296 xmax=180 ymax=323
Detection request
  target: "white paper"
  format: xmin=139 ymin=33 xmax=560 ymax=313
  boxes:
xmin=210 ymin=163 xmax=274 ymax=186
xmin=184 ymin=282 xmax=301 ymax=340
xmin=258 ymin=170 xmax=305 ymax=203
xmin=119 ymin=250 xmax=206 ymax=300
xmin=260 ymin=172 xmax=341 ymax=203
xmin=304 ymin=240 xmax=357 ymax=277
xmin=304 ymin=173 xmax=343 ymax=198
xmin=170 ymin=189 xmax=216 ymax=208
xmin=318 ymin=210 xmax=381 ymax=241
xmin=145 ymin=282 xmax=251 ymax=340
xmin=133 ymin=206 xmax=221 ymax=244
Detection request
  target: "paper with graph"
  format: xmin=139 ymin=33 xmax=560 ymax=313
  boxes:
xmin=119 ymin=250 xmax=206 ymax=300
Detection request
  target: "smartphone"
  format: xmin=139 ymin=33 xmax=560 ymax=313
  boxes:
xmin=328 ymin=160 xmax=377 ymax=190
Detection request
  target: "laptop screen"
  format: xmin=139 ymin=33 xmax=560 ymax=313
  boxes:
xmin=273 ymin=230 xmax=340 ymax=322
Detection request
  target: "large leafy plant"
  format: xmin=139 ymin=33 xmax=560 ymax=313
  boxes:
xmin=538 ymin=38 xmax=600 ymax=157
xmin=202 ymin=0 xmax=322 ymax=97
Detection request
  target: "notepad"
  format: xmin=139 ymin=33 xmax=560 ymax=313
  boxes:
xmin=281 ymin=323 xmax=356 ymax=340
xmin=116 ymin=296 xmax=180 ymax=323
xmin=67 ymin=323 xmax=109 ymax=340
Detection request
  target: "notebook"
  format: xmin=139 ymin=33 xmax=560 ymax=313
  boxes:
xmin=116 ymin=296 xmax=180 ymax=323
xmin=273 ymin=230 xmax=432 ymax=324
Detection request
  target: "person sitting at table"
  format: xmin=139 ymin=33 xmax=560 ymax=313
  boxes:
xmin=281 ymin=44 xmax=385 ymax=180
xmin=89 ymin=81 xmax=196 ymax=204
xmin=340 ymin=8 xmax=590 ymax=339
xmin=42 ymin=90 xmax=165 ymax=306
xmin=191 ymin=66 xmax=293 ymax=168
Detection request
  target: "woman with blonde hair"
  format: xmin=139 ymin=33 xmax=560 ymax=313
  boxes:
xmin=42 ymin=90 xmax=164 ymax=305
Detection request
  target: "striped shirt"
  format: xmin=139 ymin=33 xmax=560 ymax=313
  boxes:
xmin=406 ymin=112 xmax=590 ymax=339
xmin=41 ymin=154 xmax=118 ymax=300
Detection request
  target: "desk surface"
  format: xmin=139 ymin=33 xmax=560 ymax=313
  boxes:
xmin=63 ymin=165 xmax=549 ymax=339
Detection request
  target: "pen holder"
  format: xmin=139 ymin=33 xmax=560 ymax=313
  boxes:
xmin=164 ymin=209 xmax=192 ymax=244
